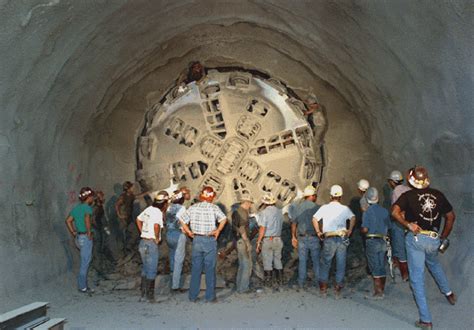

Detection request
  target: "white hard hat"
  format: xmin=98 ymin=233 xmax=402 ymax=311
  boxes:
xmin=239 ymin=192 xmax=254 ymax=203
xmin=330 ymin=185 xmax=343 ymax=197
xmin=261 ymin=193 xmax=276 ymax=205
xmin=303 ymin=185 xmax=317 ymax=197
xmin=357 ymin=179 xmax=370 ymax=192
xmin=366 ymin=187 xmax=379 ymax=204
xmin=389 ymin=170 xmax=403 ymax=182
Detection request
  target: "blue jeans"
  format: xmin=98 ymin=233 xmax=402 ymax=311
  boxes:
xmin=391 ymin=221 xmax=407 ymax=261
xmin=139 ymin=239 xmax=159 ymax=280
xmin=236 ymin=239 xmax=252 ymax=293
xmin=366 ymin=238 xmax=387 ymax=277
xmin=189 ymin=236 xmax=217 ymax=302
xmin=406 ymin=232 xmax=451 ymax=323
xmin=167 ymin=230 xmax=187 ymax=289
xmin=319 ymin=236 xmax=349 ymax=286
xmin=297 ymin=235 xmax=321 ymax=286
xmin=75 ymin=234 xmax=93 ymax=290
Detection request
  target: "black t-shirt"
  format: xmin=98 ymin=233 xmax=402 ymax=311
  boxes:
xmin=395 ymin=188 xmax=453 ymax=232
xmin=232 ymin=207 xmax=250 ymax=238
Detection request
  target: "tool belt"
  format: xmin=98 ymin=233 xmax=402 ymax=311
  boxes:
xmin=324 ymin=230 xmax=347 ymax=238
xmin=418 ymin=230 xmax=439 ymax=239
xmin=366 ymin=233 xmax=385 ymax=239
xmin=264 ymin=236 xmax=280 ymax=241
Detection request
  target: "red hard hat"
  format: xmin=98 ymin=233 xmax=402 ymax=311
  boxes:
xmin=199 ymin=186 xmax=216 ymax=202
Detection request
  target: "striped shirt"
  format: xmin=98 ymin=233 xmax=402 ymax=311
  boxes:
xmin=180 ymin=202 xmax=226 ymax=235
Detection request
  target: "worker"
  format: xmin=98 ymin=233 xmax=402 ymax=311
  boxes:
xmin=313 ymin=185 xmax=356 ymax=299
xmin=361 ymin=187 xmax=391 ymax=299
xmin=180 ymin=186 xmax=227 ymax=303
xmin=392 ymin=166 xmax=456 ymax=329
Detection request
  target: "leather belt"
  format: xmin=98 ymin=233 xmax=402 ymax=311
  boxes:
xmin=264 ymin=236 xmax=280 ymax=241
xmin=194 ymin=233 xmax=213 ymax=237
xmin=418 ymin=230 xmax=439 ymax=239
xmin=366 ymin=234 xmax=385 ymax=239
xmin=298 ymin=233 xmax=317 ymax=237
xmin=77 ymin=232 xmax=88 ymax=235
xmin=142 ymin=237 xmax=157 ymax=241
xmin=324 ymin=230 xmax=347 ymax=238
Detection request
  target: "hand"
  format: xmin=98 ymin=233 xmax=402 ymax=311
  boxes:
xmin=256 ymin=242 xmax=262 ymax=255
xmin=87 ymin=232 xmax=93 ymax=240
xmin=245 ymin=241 xmax=252 ymax=255
xmin=407 ymin=223 xmax=421 ymax=234
xmin=210 ymin=229 xmax=221 ymax=240
xmin=187 ymin=231 xmax=195 ymax=239
xmin=291 ymin=237 xmax=298 ymax=249
xmin=346 ymin=230 xmax=352 ymax=237
xmin=316 ymin=232 xmax=324 ymax=240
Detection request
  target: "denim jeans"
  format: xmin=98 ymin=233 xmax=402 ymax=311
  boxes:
xmin=405 ymin=232 xmax=451 ymax=323
xmin=189 ymin=236 xmax=217 ymax=302
xmin=236 ymin=239 xmax=252 ymax=293
xmin=261 ymin=237 xmax=283 ymax=271
xmin=390 ymin=221 xmax=407 ymax=261
xmin=297 ymin=235 xmax=321 ymax=286
xmin=75 ymin=234 xmax=93 ymax=290
xmin=167 ymin=230 xmax=187 ymax=289
xmin=366 ymin=238 xmax=387 ymax=277
xmin=138 ymin=239 xmax=159 ymax=280
xmin=319 ymin=236 xmax=349 ymax=286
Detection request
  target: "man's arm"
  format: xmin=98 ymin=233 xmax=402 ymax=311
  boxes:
xmin=347 ymin=216 xmax=356 ymax=237
xmin=360 ymin=227 xmax=368 ymax=234
xmin=256 ymin=226 xmax=266 ymax=253
xmin=312 ymin=217 xmax=324 ymax=239
xmin=65 ymin=215 xmax=76 ymax=237
xmin=392 ymin=204 xmax=421 ymax=234
xmin=115 ymin=196 xmax=124 ymax=219
xmin=180 ymin=220 xmax=194 ymax=238
xmin=291 ymin=222 xmax=298 ymax=248
xmin=85 ymin=214 xmax=92 ymax=240
xmin=136 ymin=218 xmax=143 ymax=233
xmin=440 ymin=211 xmax=456 ymax=240
xmin=154 ymin=223 xmax=161 ymax=244
xmin=210 ymin=218 xmax=227 ymax=239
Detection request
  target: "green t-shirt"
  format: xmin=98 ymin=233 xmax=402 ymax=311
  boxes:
xmin=70 ymin=203 xmax=93 ymax=233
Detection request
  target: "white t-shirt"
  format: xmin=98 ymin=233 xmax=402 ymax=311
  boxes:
xmin=137 ymin=206 xmax=164 ymax=240
xmin=313 ymin=201 xmax=355 ymax=233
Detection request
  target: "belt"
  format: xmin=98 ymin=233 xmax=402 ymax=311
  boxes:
xmin=366 ymin=234 xmax=385 ymax=239
xmin=142 ymin=237 xmax=158 ymax=241
xmin=264 ymin=236 xmax=280 ymax=241
xmin=418 ymin=230 xmax=439 ymax=239
xmin=194 ymin=233 xmax=213 ymax=237
xmin=298 ymin=233 xmax=318 ymax=237
xmin=324 ymin=230 xmax=347 ymax=238
xmin=77 ymin=232 xmax=88 ymax=235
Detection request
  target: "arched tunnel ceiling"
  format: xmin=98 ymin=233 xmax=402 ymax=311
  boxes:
xmin=0 ymin=0 xmax=472 ymax=297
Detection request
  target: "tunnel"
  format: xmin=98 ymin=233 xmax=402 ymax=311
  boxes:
xmin=0 ymin=0 xmax=472 ymax=328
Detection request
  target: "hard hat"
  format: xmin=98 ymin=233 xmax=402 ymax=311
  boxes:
xmin=388 ymin=170 xmax=403 ymax=182
xmin=357 ymin=179 xmax=370 ymax=192
xmin=78 ymin=187 xmax=94 ymax=201
xmin=171 ymin=190 xmax=184 ymax=202
xmin=154 ymin=190 xmax=169 ymax=203
xmin=303 ymin=185 xmax=317 ymax=197
xmin=199 ymin=186 xmax=216 ymax=202
xmin=306 ymin=94 xmax=319 ymax=105
xmin=239 ymin=192 xmax=254 ymax=203
xmin=366 ymin=187 xmax=379 ymax=204
xmin=330 ymin=185 xmax=343 ymax=197
xmin=408 ymin=166 xmax=430 ymax=189
xmin=261 ymin=193 xmax=276 ymax=205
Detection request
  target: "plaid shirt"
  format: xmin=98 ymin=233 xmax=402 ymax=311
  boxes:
xmin=180 ymin=202 xmax=226 ymax=235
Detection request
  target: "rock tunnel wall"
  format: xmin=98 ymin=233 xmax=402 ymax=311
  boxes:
xmin=0 ymin=0 xmax=472 ymax=298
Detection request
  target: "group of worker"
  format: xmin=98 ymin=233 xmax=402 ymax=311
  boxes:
xmin=66 ymin=165 xmax=456 ymax=329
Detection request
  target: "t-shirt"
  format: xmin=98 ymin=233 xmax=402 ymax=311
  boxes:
xmin=362 ymin=204 xmax=390 ymax=235
xmin=313 ymin=201 xmax=355 ymax=233
xmin=394 ymin=188 xmax=453 ymax=232
xmin=259 ymin=206 xmax=283 ymax=237
xmin=137 ymin=206 xmax=164 ymax=240
xmin=166 ymin=203 xmax=186 ymax=231
xmin=232 ymin=206 xmax=250 ymax=238
xmin=391 ymin=184 xmax=411 ymax=205
xmin=290 ymin=200 xmax=320 ymax=235
xmin=118 ymin=192 xmax=135 ymax=220
xmin=70 ymin=203 xmax=94 ymax=233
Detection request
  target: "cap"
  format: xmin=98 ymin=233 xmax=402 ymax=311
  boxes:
xmin=366 ymin=187 xmax=379 ymax=204
xmin=261 ymin=193 xmax=276 ymax=205
xmin=330 ymin=185 xmax=343 ymax=197
xmin=303 ymin=185 xmax=317 ymax=197
xmin=357 ymin=179 xmax=370 ymax=192
xmin=154 ymin=190 xmax=169 ymax=203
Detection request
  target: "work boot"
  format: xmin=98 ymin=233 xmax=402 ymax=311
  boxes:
xmin=147 ymin=279 xmax=156 ymax=303
xmin=415 ymin=320 xmax=433 ymax=329
xmin=319 ymin=282 xmax=328 ymax=298
xmin=399 ymin=261 xmax=409 ymax=282
xmin=367 ymin=277 xmax=384 ymax=299
xmin=381 ymin=276 xmax=386 ymax=294
xmin=334 ymin=284 xmax=343 ymax=299
xmin=392 ymin=256 xmax=400 ymax=269
xmin=275 ymin=269 xmax=284 ymax=286
xmin=264 ymin=271 xmax=273 ymax=288
xmin=446 ymin=292 xmax=456 ymax=305
xmin=139 ymin=276 xmax=147 ymax=302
